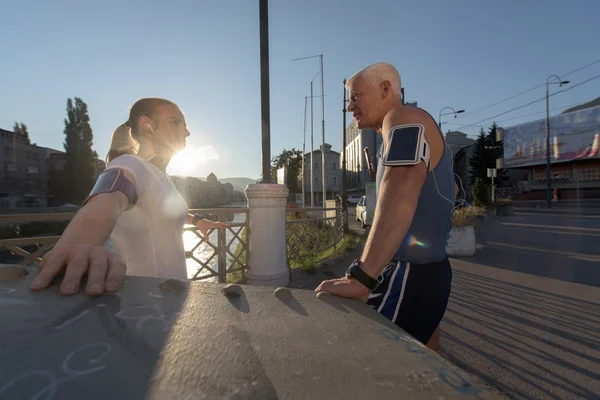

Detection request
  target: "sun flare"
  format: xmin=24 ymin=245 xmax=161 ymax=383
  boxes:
xmin=167 ymin=145 xmax=220 ymax=177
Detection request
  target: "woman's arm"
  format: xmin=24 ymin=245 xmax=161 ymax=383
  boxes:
xmin=30 ymin=169 xmax=135 ymax=296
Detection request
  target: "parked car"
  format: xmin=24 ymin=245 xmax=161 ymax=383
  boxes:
xmin=347 ymin=195 xmax=362 ymax=206
xmin=356 ymin=195 xmax=373 ymax=229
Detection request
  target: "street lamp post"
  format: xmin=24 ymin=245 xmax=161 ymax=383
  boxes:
xmin=302 ymin=96 xmax=307 ymax=207
xmin=438 ymin=107 xmax=465 ymax=129
xmin=310 ymin=82 xmax=314 ymax=207
xmin=292 ymin=54 xmax=326 ymax=206
xmin=342 ymin=79 xmax=349 ymax=233
xmin=545 ymin=75 xmax=569 ymax=208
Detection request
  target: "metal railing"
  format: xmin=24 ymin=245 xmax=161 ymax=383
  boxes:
xmin=186 ymin=208 xmax=249 ymax=283
xmin=0 ymin=208 xmax=249 ymax=284
xmin=0 ymin=212 xmax=75 ymax=265
xmin=285 ymin=207 xmax=344 ymax=267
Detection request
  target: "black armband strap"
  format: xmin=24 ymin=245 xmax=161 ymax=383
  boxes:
xmin=81 ymin=168 xmax=138 ymax=209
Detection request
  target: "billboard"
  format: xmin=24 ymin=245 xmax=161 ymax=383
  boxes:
xmin=502 ymin=105 xmax=600 ymax=168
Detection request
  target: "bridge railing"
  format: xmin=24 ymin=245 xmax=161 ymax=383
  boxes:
xmin=0 ymin=208 xmax=249 ymax=284
xmin=186 ymin=208 xmax=248 ymax=283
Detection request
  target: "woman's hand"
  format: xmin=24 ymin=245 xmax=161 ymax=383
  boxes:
xmin=195 ymin=219 xmax=228 ymax=241
xmin=30 ymin=244 xmax=127 ymax=296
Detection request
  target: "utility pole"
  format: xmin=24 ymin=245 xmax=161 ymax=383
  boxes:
xmin=310 ymin=81 xmax=314 ymax=208
xmin=342 ymin=79 xmax=348 ymax=233
xmin=320 ymin=54 xmax=326 ymax=204
xmin=258 ymin=0 xmax=271 ymax=183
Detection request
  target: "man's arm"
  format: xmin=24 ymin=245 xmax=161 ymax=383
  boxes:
xmin=360 ymin=162 xmax=427 ymax=279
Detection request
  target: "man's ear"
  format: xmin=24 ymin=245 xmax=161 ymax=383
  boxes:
xmin=380 ymin=80 xmax=391 ymax=99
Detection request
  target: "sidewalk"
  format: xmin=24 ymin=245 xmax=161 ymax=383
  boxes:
xmin=514 ymin=199 xmax=600 ymax=210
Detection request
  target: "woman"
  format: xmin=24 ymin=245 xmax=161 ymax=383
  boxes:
xmin=29 ymin=97 xmax=225 ymax=296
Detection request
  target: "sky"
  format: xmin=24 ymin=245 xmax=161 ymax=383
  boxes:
xmin=2 ymin=0 xmax=599 ymax=180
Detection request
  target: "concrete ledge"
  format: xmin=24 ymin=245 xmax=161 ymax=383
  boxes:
xmin=0 ymin=266 xmax=502 ymax=399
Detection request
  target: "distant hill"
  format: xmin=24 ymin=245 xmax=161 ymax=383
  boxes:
xmin=219 ymin=177 xmax=257 ymax=192
xmin=561 ymin=97 xmax=600 ymax=114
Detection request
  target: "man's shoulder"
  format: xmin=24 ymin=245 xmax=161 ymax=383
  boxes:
xmin=383 ymin=106 xmax=437 ymax=129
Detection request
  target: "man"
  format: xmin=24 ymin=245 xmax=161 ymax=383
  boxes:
xmin=316 ymin=62 xmax=457 ymax=352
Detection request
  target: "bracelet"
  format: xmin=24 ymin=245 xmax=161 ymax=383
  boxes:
xmin=192 ymin=213 xmax=206 ymax=225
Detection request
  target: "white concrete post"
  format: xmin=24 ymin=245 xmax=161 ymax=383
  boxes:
xmin=244 ymin=183 xmax=289 ymax=287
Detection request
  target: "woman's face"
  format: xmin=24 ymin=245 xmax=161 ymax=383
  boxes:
xmin=151 ymin=103 xmax=190 ymax=154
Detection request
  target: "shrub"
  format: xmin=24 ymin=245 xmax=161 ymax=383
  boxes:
xmin=452 ymin=206 xmax=485 ymax=227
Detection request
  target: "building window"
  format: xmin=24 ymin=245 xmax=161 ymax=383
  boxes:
xmin=333 ymin=162 xmax=337 ymax=170
xmin=333 ymin=177 xmax=337 ymax=185
xmin=28 ymin=166 xmax=39 ymax=174
xmin=4 ymin=162 xmax=17 ymax=172
xmin=4 ymin=147 xmax=12 ymax=157
xmin=314 ymin=163 xmax=318 ymax=170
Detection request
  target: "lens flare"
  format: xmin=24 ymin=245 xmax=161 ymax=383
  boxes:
xmin=403 ymin=233 xmax=429 ymax=248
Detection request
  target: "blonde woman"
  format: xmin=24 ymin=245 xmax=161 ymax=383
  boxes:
xmin=30 ymin=98 xmax=225 ymax=296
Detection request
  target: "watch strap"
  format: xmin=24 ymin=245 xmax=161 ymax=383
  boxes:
xmin=346 ymin=260 xmax=379 ymax=290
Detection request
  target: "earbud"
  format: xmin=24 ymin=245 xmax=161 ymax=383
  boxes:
xmin=146 ymin=123 xmax=153 ymax=133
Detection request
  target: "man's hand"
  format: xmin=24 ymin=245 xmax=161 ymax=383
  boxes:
xmin=29 ymin=244 xmax=126 ymax=296
xmin=195 ymin=219 xmax=228 ymax=241
xmin=315 ymin=277 xmax=370 ymax=303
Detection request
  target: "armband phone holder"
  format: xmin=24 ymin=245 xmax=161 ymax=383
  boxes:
xmin=381 ymin=124 xmax=431 ymax=171
xmin=81 ymin=168 xmax=138 ymax=209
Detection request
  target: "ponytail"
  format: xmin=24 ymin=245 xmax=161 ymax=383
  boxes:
xmin=106 ymin=122 xmax=139 ymax=163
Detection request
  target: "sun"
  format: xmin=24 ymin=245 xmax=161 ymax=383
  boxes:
xmin=167 ymin=146 xmax=220 ymax=177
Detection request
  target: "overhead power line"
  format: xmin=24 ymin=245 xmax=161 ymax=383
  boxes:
xmin=452 ymin=73 xmax=600 ymax=131
xmin=453 ymin=58 xmax=600 ymax=121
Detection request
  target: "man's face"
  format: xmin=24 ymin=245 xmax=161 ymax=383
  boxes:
xmin=347 ymin=77 xmax=379 ymax=129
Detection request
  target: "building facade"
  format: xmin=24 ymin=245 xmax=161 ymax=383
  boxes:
xmin=343 ymin=120 xmax=382 ymax=196
xmin=0 ymin=129 xmax=49 ymax=210
xmin=301 ymin=143 xmax=342 ymax=205
xmin=1 ymin=127 xmax=108 ymax=210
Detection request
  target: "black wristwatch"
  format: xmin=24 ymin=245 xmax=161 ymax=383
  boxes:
xmin=346 ymin=260 xmax=380 ymax=290
xmin=191 ymin=213 xmax=206 ymax=225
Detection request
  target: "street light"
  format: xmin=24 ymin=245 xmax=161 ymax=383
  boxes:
xmin=545 ymin=75 xmax=569 ymax=209
xmin=438 ymin=107 xmax=465 ymax=129
xmin=293 ymin=54 xmax=326 ymax=206
xmin=341 ymin=79 xmax=349 ymax=233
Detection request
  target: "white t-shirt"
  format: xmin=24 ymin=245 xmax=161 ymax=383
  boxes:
xmin=104 ymin=155 xmax=189 ymax=280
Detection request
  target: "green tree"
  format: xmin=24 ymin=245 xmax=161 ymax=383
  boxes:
xmin=472 ymin=177 xmax=487 ymax=206
xmin=468 ymin=128 xmax=490 ymax=185
xmin=271 ymin=148 xmax=302 ymax=193
xmin=63 ymin=97 xmax=98 ymax=203
xmin=13 ymin=121 xmax=31 ymax=144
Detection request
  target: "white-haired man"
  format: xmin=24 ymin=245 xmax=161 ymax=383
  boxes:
xmin=316 ymin=62 xmax=457 ymax=351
